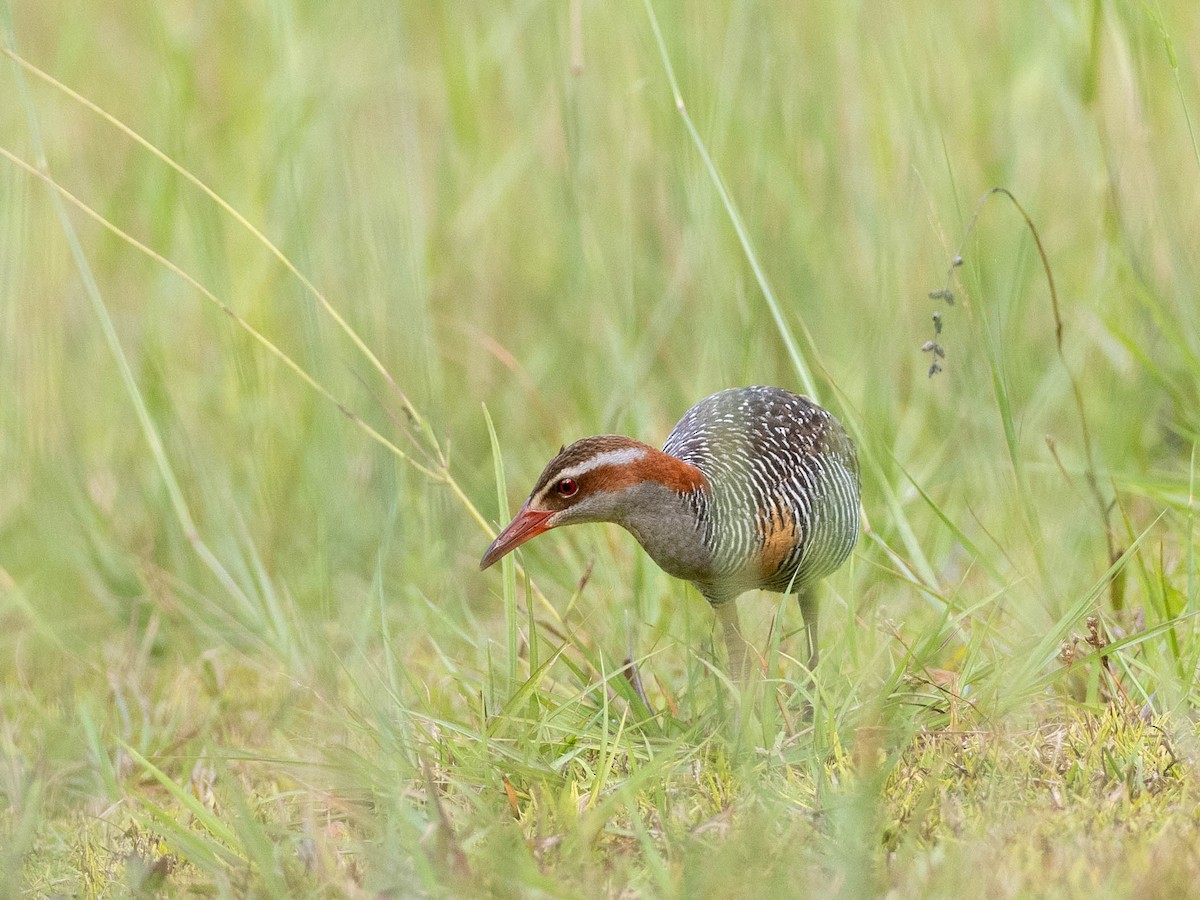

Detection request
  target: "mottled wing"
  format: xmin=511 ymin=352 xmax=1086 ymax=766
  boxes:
xmin=662 ymin=386 xmax=859 ymax=593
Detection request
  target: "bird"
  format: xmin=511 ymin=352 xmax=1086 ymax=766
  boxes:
xmin=479 ymin=386 xmax=860 ymax=682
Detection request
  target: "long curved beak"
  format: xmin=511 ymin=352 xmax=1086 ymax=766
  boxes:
xmin=480 ymin=503 xmax=555 ymax=570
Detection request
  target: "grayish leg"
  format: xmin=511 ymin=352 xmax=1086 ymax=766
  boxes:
xmin=796 ymin=584 xmax=821 ymax=718
xmin=713 ymin=599 xmax=752 ymax=683
xmin=797 ymin=584 xmax=820 ymax=673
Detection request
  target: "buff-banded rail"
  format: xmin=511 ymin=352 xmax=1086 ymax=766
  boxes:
xmin=481 ymin=386 xmax=860 ymax=681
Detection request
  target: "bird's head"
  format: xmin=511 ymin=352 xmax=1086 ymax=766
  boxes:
xmin=479 ymin=435 xmax=706 ymax=570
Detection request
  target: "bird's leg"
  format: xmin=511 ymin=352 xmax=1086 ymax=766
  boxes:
xmin=796 ymin=585 xmax=820 ymax=717
xmin=713 ymin=599 xmax=753 ymax=684
xmin=797 ymin=584 xmax=820 ymax=673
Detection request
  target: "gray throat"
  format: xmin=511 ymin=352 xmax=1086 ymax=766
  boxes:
xmin=613 ymin=481 xmax=712 ymax=585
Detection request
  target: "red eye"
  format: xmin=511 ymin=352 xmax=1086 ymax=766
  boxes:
xmin=556 ymin=477 xmax=578 ymax=497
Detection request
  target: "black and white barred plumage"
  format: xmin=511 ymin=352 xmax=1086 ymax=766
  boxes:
xmin=481 ymin=385 xmax=861 ymax=679
xmin=662 ymin=386 xmax=860 ymax=603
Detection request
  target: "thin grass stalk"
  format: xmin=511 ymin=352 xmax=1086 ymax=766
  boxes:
xmin=3 ymin=24 xmax=253 ymax=611
xmin=0 ymin=45 xmax=565 ymax=625
xmin=641 ymin=0 xmax=819 ymax=403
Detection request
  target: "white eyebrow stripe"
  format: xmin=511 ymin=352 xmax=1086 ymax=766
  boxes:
xmin=555 ymin=447 xmax=647 ymax=481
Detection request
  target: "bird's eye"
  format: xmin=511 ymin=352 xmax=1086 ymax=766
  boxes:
xmin=556 ymin=477 xmax=578 ymax=497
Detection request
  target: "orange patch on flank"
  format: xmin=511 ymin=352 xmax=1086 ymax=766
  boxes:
xmin=758 ymin=503 xmax=799 ymax=576
xmin=587 ymin=447 xmax=709 ymax=495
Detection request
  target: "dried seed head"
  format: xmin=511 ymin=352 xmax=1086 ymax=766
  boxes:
xmin=1060 ymin=641 xmax=1076 ymax=665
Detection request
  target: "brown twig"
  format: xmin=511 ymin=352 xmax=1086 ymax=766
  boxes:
xmin=927 ymin=187 xmax=1123 ymax=610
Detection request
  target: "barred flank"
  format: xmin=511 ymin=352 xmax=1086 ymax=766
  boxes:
xmin=662 ymin=386 xmax=860 ymax=600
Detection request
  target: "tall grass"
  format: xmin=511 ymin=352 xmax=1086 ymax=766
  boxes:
xmin=2 ymin=1 xmax=1199 ymax=895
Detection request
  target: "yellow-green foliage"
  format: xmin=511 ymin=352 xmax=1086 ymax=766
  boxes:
xmin=2 ymin=1 xmax=1199 ymax=896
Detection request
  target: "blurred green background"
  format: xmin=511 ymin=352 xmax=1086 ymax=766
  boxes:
xmin=2 ymin=1 xmax=1199 ymax=895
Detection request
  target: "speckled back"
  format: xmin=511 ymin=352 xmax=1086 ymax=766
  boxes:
xmin=662 ymin=386 xmax=860 ymax=600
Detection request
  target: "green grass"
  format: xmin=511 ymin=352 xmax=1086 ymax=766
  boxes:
xmin=2 ymin=1 xmax=1200 ymax=895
